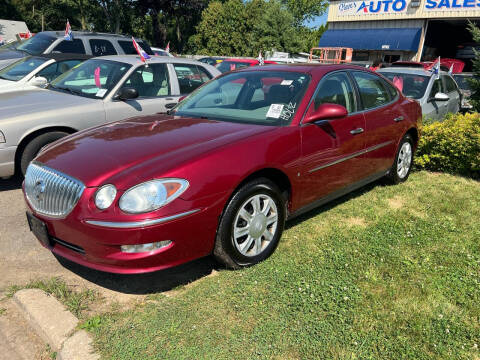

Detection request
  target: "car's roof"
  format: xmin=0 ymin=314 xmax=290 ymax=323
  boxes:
xmin=34 ymin=53 xmax=92 ymax=61
xmin=40 ymin=31 xmax=145 ymax=41
xmin=93 ymin=55 xmax=208 ymax=65
xmin=235 ymin=63 xmax=375 ymax=75
xmin=378 ymin=67 xmax=451 ymax=77
xmin=224 ymin=58 xmax=258 ymax=63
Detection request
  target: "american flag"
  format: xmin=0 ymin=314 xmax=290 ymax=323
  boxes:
xmin=132 ymin=37 xmax=151 ymax=64
xmin=64 ymin=20 xmax=73 ymax=41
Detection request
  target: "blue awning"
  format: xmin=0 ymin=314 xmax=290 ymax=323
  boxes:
xmin=319 ymin=28 xmax=422 ymax=52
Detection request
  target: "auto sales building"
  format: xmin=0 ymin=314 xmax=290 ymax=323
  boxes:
xmin=320 ymin=0 xmax=480 ymax=69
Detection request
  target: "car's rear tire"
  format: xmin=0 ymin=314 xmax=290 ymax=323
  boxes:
xmin=19 ymin=132 xmax=69 ymax=176
xmin=386 ymin=133 xmax=414 ymax=185
xmin=214 ymin=178 xmax=286 ymax=269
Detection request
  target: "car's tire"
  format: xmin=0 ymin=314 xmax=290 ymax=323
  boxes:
xmin=386 ymin=133 xmax=414 ymax=185
xmin=19 ymin=132 xmax=69 ymax=176
xmin=214 ymin=178 xmax=286 ymax=269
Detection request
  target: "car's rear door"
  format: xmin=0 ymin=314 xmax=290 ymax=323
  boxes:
xmin=104 ymin=63 xmax=178 ymax=122
xmin=350 ymin=70 xmax=403 ymax=175
xmin=300 ymin=71 xmax=367 ymax=205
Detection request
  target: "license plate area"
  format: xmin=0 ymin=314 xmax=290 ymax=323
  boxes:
xmin=26 ymin=212 xmax=52 ymax=248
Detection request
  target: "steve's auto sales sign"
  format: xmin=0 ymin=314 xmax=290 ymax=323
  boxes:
xmin=337 ymin=0 xmax=408 ymax=14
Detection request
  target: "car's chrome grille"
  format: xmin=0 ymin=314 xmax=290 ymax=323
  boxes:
xmin=25 ymin=162 xmax=85 ymax=218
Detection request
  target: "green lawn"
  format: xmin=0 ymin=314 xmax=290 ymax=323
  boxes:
xmin=90 ymin=172 xmax=480 ymax=359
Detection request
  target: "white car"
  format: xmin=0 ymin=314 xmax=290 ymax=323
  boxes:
xmin=151 ymin=47 xmax=174 ymax=57
xmin=0 ymin=53 xmax=90 ymax=94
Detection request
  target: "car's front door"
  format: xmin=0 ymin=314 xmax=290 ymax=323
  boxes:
xmin=300 ymin=71 xmax=367 ymax=206
xmin=423 ymin=78 xmax=448 ymax=121
xmin=350 ymin=71 xmax=402 ymax=175
xmin=442 ymin=74 xmax=461 ymax=114
xmin=104 ymin=63 xmax=179 ymax=122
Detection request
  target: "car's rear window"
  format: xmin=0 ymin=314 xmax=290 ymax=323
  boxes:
xmin=0 ymin=56 xmax=48 ymax=81
xmin=380 ymin=72 xmax=430 ymax=99
xmin=16 ymin=33 xmax=56 ymax=55
xmin=118 ymin=40 xmax=154 ymax=55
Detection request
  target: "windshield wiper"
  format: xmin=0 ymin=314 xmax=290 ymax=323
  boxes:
xmin=49 ymin=85 xmax=82 ymax=96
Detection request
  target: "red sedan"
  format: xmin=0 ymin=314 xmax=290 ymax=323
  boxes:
xmin=23 ymin=64 xmax=421 ymax=274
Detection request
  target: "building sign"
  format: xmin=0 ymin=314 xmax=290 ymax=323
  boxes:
xmin=425 ymin=0 xmax=480 ymax=10
xmin=337 ymin=0 xmax=408 ymax=14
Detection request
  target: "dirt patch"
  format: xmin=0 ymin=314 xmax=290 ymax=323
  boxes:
xmin=388 ymin=197 xmax=404 ymax=210
xmin=344 ymin=217 xmax=367 ymax=227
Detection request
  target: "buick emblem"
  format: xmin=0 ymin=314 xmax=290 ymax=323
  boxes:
xmin=33 ymin=179 xmax=46 ymax=201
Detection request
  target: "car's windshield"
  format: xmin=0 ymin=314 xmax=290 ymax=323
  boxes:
xmin=453 ymin=75 xmax=475 ymax=91
xmin=380 ymin=72 xmax=430 ymax=99
xmin=0 ymin=56 xmax=48 ymax=81
xmin=50 ymin=59 xmax=131 ymax=99
xmin=0 ymin=40 xmax=19 ymax=50
xmin=216 ymin=61 xmax=253 ymax=73
xmin=16 ymin=33 xmax=57 ymax=55
xmin=175 ymin=70 xmax=311 ymax=126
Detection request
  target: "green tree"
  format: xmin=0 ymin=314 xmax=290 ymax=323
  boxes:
xmin=467 ymin=21 xmax=480 ymax=112
xmin=281 ymin=0 xmax=328 ymax=25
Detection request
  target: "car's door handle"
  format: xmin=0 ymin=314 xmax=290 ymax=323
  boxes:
xmin=350 ymin=128 xmax=364 ymax=135
xmin=165 ymin=102 xmax=177 ymax=109
xmin=394 ymin=116 xmax=404 ymax=122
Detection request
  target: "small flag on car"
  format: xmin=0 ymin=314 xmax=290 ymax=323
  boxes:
xmin=258 ymin=51 xmax=264 ymax=66
xmin=448 ymin=63 xmax=454 ymax=75
xmin=165 ymin=41 xmax=170 ymax=53
xmin=26 ymin=30 xmax=33 ymax=39
xmin=132 ymin=37 xmax=151 ymax=64
xmin=429 ymin=56 xmax=440 ymax=80
xmin=64 ymin=19 xmax=73 ymax=41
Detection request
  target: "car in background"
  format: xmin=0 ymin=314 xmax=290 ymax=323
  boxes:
xmin=0 ymin=31 xmax=153 ymax=70
xmin=378 ymin=66 xmax=461 ymax=121
xmin=198 ymin=57 xmax=224 ymax=66
xmin=151 ymin=47 xmax=173 ymax=57
xmin=0 ymin=53 xmax=91 ymax=94
xmin=0 ymin=55 xmax=220 ymax=178
xmin=453 ymin=72 xmax=477 ymax=111
xmin=215 ymin=58 xmax=277 ymax=73
xmin=22 ymin=64 xmax=420 ymax=273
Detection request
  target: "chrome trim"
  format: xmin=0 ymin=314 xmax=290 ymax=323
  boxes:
xmin=308 ymin=140 xmax=393 ymax=173
xmin=85 ymin=208 xmax=201 ymax=229
xmin=24 ymin=162 xmax=85 ymax=219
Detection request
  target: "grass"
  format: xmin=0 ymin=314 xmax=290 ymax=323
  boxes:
xmin=88 ymin=172 xmax=479 ymax=359
xmin=6 ymin=277 xmax=98 ymax=318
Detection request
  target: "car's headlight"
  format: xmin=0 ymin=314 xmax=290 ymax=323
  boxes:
xmin=119 ymin=179 xmax=189 ymax=214
xmin=95 ymin=184 xmax=117 ymax=210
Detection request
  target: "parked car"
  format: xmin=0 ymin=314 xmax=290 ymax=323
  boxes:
xmin=215 ymin=58 xmax=277 ymax=73
xmin=0 ymin=55 xmax=220 ymax=178
xmin=0 ymin=53 xmax=91 ymax=94
xmin=0 ymin=31 xmax=154 ymax=70
xmin=151 ymin=47 xmax=173 ymax=57
xmin=198 ymin=57 xmax=224 ymax=66
xmin=22 ymin=64 xmax=421 ymax=273
xmin=453 ymin=72 xmax=477 ymax=111
xmin=378 ymin=66 xmax=461 ymax=121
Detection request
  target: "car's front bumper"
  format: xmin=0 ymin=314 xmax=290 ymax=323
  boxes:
xmin=0 ymin=145 xmax=16 ymax=178
xmin=24 ymin=187 xmax=228 ymax=274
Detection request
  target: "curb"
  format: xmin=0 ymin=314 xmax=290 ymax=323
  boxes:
xmin=13 ymin=289 xmax=100 ymax=360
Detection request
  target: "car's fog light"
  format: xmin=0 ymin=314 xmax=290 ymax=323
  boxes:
xmin=120 ymin=240 xmax=172 ymax=253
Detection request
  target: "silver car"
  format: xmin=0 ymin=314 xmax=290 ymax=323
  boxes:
xmin=0 ymin=55 xmax=220 ymax=178
xmin=378 ymin=67 xmax=461 ymax=121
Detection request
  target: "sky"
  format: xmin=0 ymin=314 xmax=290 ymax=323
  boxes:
xmin=306 ymin=10 xmax=329 ymax=28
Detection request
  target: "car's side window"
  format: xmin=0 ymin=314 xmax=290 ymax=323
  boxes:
xmin=89 ymin=39 xmax=117 ymax=56
xmin=430 ymin=79 xmax=443 ymax=98
xmin=352 ymin=71 xmax=391 ymax=110
xmin=443 ymin=75 xmax=457 ymax=93
xmin=381 ymin=78 xmax=398 ymax=100
xmin=52 ymin=39 xmax=86 ymax=54
xmin=37 ymin=60 xmax=82 ymax=82
xmin=123 ymin=63 xmax=170 ymax=98
xmin=173 ymin=64 xmax=211 ymax=94
xmin=313 ymin=72 xmax=356 ymax=113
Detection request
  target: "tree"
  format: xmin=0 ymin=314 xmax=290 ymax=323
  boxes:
xmin=280 ymin=0 xmax=328 ymax=25
xmin=467 ymin=21 xmax=480 ymax=112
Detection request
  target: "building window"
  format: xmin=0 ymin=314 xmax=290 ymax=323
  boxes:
xmin=352 ymin=51 xmax=369 ymax=62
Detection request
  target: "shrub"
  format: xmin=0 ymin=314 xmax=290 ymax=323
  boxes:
xmin=415 ymin=112 xmax=480 ymax=179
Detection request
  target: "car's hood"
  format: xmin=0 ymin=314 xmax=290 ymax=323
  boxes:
xmin=0 ymin=88 xmax=97 ymax=121
xmin=0 ymin=79 xmax=17 ymax=89
xmin=37 ymin=115 xmax=275 ymax=188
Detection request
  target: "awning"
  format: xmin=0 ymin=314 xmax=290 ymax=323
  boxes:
xmin=319 ymin=28 xmax=422 ymax=52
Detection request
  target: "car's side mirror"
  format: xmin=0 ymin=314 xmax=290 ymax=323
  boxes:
xmin=29 ymin=76 xmax=48 ymax=87
xmin=303 ymin=103 xmax=348 ymax=124
xmin=116 ymin=87 xmax=139 ymax=101
xmin=433 ymin=92 xmax=449 ymax=102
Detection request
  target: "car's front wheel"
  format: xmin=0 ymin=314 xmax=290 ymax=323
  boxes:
xmin=19 ymin=131 xmax=69 ymax=176
xmin=214 ymin=178 xmax=286 ymax=269
xmin=386 ymin=133 xmax=414 ymax=184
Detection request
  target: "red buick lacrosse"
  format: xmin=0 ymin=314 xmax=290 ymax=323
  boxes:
xmin=23 ymin=64 xmax=421 ymax=274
